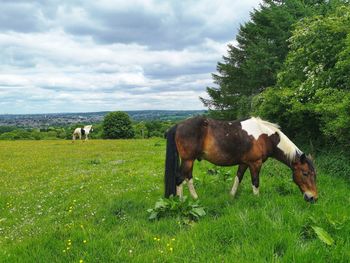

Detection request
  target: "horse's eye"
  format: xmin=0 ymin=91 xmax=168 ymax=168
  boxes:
xmin=302 ymin=171 xmax=308 ymax=177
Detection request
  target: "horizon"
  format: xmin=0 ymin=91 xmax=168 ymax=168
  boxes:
xmin=0 ymin=109 xmax=206 ymax=116
xmin=0 ymin=0 xmax=261 ymax=114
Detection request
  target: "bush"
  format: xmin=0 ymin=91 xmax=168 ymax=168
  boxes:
xmin=253 ymin=87 xmax=350 ymax=146
xmin=102 ymin=111 xmax=134 ymax=139
xmin=147 ymin=196 xmax=206 ymax=224
xmin=252 ymin=87 xmax=321 ymax=142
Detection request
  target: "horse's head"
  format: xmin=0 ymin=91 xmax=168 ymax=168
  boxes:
xmin=292 ymin=153 xmax=317 ymax=202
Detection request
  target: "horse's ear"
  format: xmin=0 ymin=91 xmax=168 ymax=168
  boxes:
xmin=300 ymin=153 xmax=307 ymax=164
xmin=307 ymin=153 xmax=314 ymax=161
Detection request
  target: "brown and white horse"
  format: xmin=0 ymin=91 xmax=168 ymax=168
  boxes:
xmin=164 ymin=116 xmax=318 ymax=202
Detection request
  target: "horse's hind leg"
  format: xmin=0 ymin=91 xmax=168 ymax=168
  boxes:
xmin=230 ymin=164 xmax=248 ymax=197
xmin=187 ymin=177 xmax=198 ymax=199
xmin=178 ymin=159 xmax=198 ymax=199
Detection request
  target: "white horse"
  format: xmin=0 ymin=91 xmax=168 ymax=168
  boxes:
xmin=72 ymin=125 xmax=93 ymax=142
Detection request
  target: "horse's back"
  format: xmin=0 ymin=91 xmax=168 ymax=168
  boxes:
xmin=175 ymin=116 xmax=278 ymax=165
xmin=202 ymin=119 xmax=254 ymax=165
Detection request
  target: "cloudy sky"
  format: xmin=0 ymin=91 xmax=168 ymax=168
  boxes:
xmin=0 ymin=0 xmax=261 ymax=114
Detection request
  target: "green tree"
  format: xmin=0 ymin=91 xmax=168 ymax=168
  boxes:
xmin=133 ymin=121 xmax=147 ymax=139
xmin=278 ymin=5 xmax=350 ymax=92
xmin=201 ymin=0 xmax=325 ymax=119
xmin=102 ymin=111 xmax=135 ymax=139
xmin=255 ymin=4 xmax=350 ymax=145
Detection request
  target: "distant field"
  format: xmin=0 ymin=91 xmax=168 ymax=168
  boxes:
xmin=0 ymin=140 xmax=349 ymax=262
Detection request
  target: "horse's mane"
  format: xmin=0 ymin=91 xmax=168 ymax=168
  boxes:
xmin=252 ymin=117 xmax=302 ymax=162
xmin=84 ymin=125 xmax=92 ymax=129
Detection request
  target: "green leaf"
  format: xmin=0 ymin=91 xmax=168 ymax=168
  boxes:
xmin=148 ymin=212 xmax=158 ymax=220
xmin=311 ymin=226 xmax=334 ymax=246
xmin=154 ymin=199 xmax=168 ymax=209
xmin=191 ymin=207 xmax=206 ymax=217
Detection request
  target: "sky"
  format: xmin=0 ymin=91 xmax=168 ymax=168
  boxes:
xmin=0 ymin=0 xmax=261 ymax=114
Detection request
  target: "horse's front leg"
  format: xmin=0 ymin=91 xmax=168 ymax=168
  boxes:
xmin=249 ymin=160 xmax=262 ymax=195
xmin=230 ymin=164 xmax=248 ymax=197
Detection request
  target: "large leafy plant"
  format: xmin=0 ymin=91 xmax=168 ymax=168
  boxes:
xmin=300 ymin=215 xmax=348 ymax=246
xmin=147 ymin=196 xmax=206 ymax=224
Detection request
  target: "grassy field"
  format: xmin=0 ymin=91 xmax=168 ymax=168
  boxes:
xmin=0 ymin=140 xmax=349 ymax=262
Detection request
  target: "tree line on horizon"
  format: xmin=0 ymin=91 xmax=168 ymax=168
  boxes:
xmin=0 ymin=111 xmax=175 ymax=140
xmin=202 ymin=0 xmax=350 ymax=148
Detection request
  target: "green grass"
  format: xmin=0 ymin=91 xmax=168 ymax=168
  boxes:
xmin=0 ymin=139 xmax=349 ymax=262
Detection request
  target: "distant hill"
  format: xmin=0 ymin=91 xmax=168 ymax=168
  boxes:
xmin=0 ymin=110 xmax=206 ymax=128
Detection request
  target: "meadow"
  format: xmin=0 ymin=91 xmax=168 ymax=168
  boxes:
xmin=0 ymin=139 xmax=349 ymax=262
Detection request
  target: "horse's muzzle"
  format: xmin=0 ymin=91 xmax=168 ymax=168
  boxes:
xmin=304 ymin=193 xmax=318 ymax=203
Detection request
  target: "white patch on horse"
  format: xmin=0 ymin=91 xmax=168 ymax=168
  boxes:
xmin=187 ymin=179 xmax=198 ymax=199
xmin=176 ymin=183 xmax=183 ymax=198
xmin=241 ymin=118 xmax=302 ymax=162
xmin=276 ymin=131 xmax=302 ymax=162
xmin=240 ymin=118 xmax=275 ymax=140
xmin=252 ymin=185 xmax=259 ymax=195
xmin=230 ymin=176 xmax=240 ymax=197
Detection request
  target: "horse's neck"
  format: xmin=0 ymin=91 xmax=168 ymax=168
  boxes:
xmin=269 ymin=131 xmax=301 ymax=170
xmin=272 ymin=148 xmax=294 ymax=169
xmin=84 ymin=127 xmax=91 ymax=133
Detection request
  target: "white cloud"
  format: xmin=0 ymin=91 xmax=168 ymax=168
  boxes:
xmin=0 ymin=0 xmax=262 ymax=114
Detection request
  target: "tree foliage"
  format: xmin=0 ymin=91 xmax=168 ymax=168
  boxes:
xmin=203 ymin=0 xmax=350 ymax=147
xmin=102 ymin=111 xmax=135 ymax=139
xmin=201 ymin=0 xmax=324 ymax=119
xmin=278 ymin=5 xmax=350 ymax=92
xmin=255 ymin=4 xmax=350 ymax=144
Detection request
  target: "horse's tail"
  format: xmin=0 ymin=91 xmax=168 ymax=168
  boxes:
xmin=164 ymin=125 xmax=179 ymax=198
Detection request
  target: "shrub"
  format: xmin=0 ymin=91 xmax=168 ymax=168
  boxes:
xmin=147 ymin=196 xmax=206 ymax=224
xmin=102 ymin=111 xmax=135 ymax=139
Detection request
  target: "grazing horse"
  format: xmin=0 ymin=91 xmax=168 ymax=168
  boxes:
xmin=72 ymin=125 xmax=93 ymax=142
xmin=164 ymin=116 xmax=318 ymax=202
